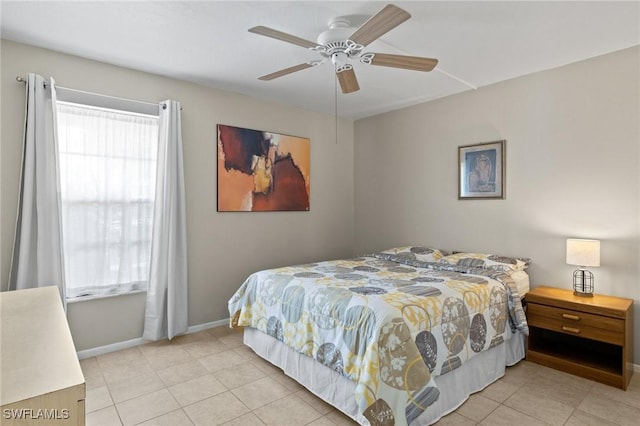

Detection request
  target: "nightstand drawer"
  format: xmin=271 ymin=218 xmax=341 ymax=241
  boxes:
xmin=528 ymin=304 xmax=624 ymax=345
xmin=528 ymin=303 xmax=625 ymax=332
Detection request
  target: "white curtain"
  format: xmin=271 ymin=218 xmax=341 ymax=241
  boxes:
xmin=56 ymin=103 xmax=159 ymax=299
xmin=8 ymin=74 xmax=66 ymax=302
xmin=143 ymin=100 xmax=188 ymax=341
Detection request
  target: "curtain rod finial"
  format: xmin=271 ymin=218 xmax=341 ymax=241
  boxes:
xmin=16 ymin=76 xmax=27 ymax=83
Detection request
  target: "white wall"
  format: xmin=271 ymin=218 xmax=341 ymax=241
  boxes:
xmin=354 ymin=46 xmax=640 ymax=363
xmin=0 ymin=40 xmax=355 ymax=350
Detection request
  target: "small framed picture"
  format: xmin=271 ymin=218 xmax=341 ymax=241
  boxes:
xmin=458 ymin=140 xmax=505 ymax=199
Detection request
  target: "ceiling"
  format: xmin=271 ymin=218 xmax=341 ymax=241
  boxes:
xmin=1 ymin=1 xmax=638 ymax=119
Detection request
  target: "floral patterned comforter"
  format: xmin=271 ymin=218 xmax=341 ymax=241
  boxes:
xmin=228 ymin=253 xmax=528 ymax=426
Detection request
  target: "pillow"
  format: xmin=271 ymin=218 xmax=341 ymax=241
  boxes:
xmin=510 ymin=270 xmax=530 ymax=297
xmin=380 ymin=246 xmax=446 ymax=263
xmin=438 ymin=252 xmax=530 ymax=272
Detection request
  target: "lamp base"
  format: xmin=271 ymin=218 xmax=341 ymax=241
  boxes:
xmin=572 ymin=268 xmax=594 ymax=296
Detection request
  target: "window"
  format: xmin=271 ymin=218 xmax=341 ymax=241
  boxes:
xmin=56 ymin=101 xmax=159 ymax=299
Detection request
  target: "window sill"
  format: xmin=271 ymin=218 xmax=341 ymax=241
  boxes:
xmin=66 ymin=289 xmax=146 ymax=303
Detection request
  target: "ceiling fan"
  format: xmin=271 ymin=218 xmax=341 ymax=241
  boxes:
xmin=249 ymin=4 xmax=438 ymax=94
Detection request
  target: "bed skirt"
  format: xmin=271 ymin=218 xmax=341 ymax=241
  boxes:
xmin=243 ymin=327 xmax=525 ymax=425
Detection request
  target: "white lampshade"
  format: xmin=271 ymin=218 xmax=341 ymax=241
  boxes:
xmin=566 ymin=239 xmax=600 ymax=267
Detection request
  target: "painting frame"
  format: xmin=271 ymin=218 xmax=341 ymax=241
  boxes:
xmin=217 ymin=124 xmax=310 ymax=212
xmin=458 ymin=140 xmax=505 ymax=200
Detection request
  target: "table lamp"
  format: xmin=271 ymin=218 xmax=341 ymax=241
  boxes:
xmin=566 ymin=238 xmax=600 ymax=297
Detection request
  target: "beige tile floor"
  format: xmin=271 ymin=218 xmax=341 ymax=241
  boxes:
xmin=82 ymin=326 xmax=640 ymax=426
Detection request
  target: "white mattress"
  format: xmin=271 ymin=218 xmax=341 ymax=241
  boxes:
xmin=244 ymin=327 xmax=525 ymax=425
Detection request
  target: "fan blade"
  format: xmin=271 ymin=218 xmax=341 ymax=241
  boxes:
xmin=249 ymin=26 xmax=320 ymax=49
xmin=349 ymin=4 xmax=411 ymax=47
xmin=258 ymin=63 xmax=313 ymax=81
xmin=336 ymin=68 xmax=360 ymax=94
xmin=368 ymin=53 xmax=438 ymax=72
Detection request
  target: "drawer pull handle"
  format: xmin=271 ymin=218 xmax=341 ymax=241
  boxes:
xmin=561 ymin=326 xmax=581 ymax=334
xmin=562 ymin=313 xmax=581 ymax=321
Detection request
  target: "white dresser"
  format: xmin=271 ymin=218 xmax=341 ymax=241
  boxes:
xmin=1 ymin=286 xmax=85 ymax=425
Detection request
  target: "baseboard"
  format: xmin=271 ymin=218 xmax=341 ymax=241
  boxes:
xmin=186 ymin=318 xmax=229 ymax=334
xmin=77 ymin=337 xmax=145 ymax=360
xmin=76 ymin=317 xmax=230 ymax=359
xmin=635 ymin=363 xmax=640 ymax=373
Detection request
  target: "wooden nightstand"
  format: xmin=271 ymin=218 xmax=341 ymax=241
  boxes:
xmin=525 ymin=286 xmax=634 ymax=390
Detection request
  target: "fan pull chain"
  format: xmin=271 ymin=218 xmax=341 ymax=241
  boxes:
xmin=334 ymin=73 xmax=338 ymax=144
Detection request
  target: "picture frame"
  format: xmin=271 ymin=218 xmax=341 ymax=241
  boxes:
xmin=458 ymin=140 xmax=505 ymax=199
xmin=217 ymin=124 xmax=310 ymax=212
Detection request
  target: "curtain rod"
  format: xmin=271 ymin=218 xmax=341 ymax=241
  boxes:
xmin=16 ymin=76 xmax=179 ymax=110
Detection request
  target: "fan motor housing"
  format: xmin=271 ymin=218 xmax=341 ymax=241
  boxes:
xmin=315 ymin=18 xmax=363 ymax=59
xmin=317 ymin=17 xmax=352 ymax=44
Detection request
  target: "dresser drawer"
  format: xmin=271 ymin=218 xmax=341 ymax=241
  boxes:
xmin=528 ymin=303 xmax=624 ymax=345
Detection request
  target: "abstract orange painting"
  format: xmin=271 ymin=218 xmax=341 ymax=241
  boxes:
xmin=217 ymin=124 xmax=310 ymax=211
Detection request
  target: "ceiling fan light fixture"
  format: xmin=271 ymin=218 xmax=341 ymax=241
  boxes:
xmin=331 ymin=52 xmax=352 ymax=73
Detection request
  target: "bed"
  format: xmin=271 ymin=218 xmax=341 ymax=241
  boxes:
xmin=228 ymin=246 xmax=530 ymax=425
